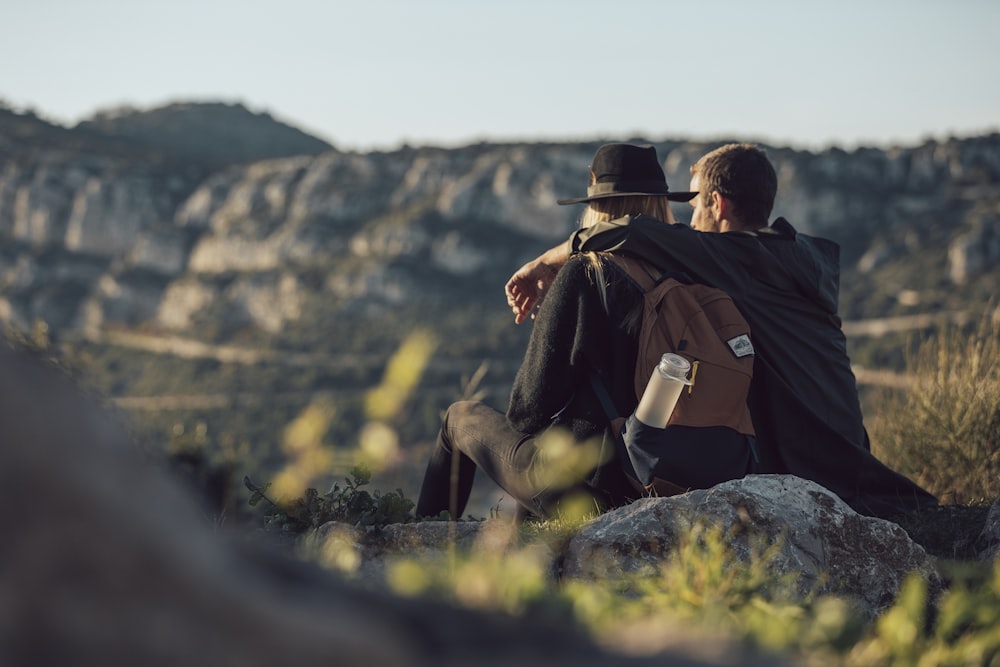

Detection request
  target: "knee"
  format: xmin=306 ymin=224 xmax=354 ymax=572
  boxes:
xmin=438 ymin=400 xmax=477 ymax=445
xmin=441 ymin=400 xmax=481 ymax=429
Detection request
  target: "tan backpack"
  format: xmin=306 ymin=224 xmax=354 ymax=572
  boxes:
xmin=590 ymin=253 xmax=756 ymax=496
xmin=607 ymin=254 xmax=755 ymax=435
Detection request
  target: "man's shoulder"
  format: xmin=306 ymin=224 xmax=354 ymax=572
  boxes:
xmin=760 ymin=217 xmax=798 ymax=238
xmin=766 ymin=218 xmax=841 ymax=264
xmin=630 ymin=214 xmax=695 ymax=233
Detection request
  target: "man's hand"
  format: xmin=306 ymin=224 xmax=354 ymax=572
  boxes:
xmin=505 ymin=259 xmax=558 ymax=324
xmin=504 ymin=242 xmax=570 ymax=324
xmin=504 ymin=243 xmax=569 ymax=324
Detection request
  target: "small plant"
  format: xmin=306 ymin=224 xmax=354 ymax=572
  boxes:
xmin=245 ymin=464 xmax=415 ymax=532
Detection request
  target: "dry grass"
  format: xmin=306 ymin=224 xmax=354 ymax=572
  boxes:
xmin=869 ymin=311 xmax=1000 ymax=505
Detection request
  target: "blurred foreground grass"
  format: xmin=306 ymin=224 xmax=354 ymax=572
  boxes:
xmin=10 ymin=304 xmax=1000 ymax=664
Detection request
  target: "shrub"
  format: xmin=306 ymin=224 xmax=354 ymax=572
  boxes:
xmin=245 ymin=465 xmax=414 ymax=532
xmin=869 ymin=312 xmax=1000 ymax=504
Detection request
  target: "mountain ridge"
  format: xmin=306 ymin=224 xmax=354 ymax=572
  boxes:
xmin=75 ymin=100 xmax=336 ymax=166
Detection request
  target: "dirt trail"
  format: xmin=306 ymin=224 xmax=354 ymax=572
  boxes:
xmin=86 ymin=310 xmax=969 ymax=411
xmin=841 ymin=310 xmax=969 ymax=337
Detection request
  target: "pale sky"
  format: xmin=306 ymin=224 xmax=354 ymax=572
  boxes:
xmin=4 ymin=0 xmax=998 ymax=151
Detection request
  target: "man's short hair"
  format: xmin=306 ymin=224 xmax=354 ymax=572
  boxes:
xmin=691 ymin=144 xmax=777 ymax=229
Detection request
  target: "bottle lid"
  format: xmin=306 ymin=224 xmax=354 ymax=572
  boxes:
xmin=659 ymin=353 xmax=692 ymax=381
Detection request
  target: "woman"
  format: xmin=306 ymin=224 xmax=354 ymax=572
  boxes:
xmin=415 ymin=143 xmax=748 ymax=521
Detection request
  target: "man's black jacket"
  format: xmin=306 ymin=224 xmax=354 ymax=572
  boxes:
xmin=571 ymin=215 xmax=937 ymax=518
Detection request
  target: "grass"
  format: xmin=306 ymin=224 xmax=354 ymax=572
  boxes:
xmin=869 ymin=311 xmax=1000 ymax=505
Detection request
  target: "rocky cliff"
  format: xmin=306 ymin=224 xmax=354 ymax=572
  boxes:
xmin=3 ymin=104 xmax=998 ymax=342
xmin=1 ymin=102 xmax=998 ymax=476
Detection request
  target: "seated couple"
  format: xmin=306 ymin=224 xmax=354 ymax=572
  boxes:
xmin=416 ymin=142 xmax=937 ymax=522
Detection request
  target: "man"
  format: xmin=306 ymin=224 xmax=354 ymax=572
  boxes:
xmin=506 ymin=143 xmax=937 ymax=518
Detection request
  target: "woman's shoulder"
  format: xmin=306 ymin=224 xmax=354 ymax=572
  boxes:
xmin=555 ymin=252 xmax=596 ymax=283
xmin=558 ymin=252 xmax=619 ymax=288
xmin=535 ymin=254 xmax=614 ymax=312
xmin=563 ymin=252 xmax=643 ymax=287
xmin=564 ymin=250 xmax=621 ymax=271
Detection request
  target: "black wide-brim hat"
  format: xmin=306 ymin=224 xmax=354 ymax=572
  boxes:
xmin=557 ymin=143 xmax=697 ymax=205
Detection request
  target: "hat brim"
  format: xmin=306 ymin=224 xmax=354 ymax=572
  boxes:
xmin=557 ymin=190 xmax=697 ymax=205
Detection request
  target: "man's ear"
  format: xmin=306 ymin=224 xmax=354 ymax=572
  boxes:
xmin=710 ymin=190 xmax=727 ymax=217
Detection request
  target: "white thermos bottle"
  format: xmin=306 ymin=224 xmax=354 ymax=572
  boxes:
xmin=633 ymin=353 xmax=693 ymax=429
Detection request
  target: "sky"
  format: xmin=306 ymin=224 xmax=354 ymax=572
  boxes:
xmin=3 ymin=0 xmax=999 ymax=152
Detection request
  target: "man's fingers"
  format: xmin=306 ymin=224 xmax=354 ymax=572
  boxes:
xmin=511 ymin=292 xmax=538 ymax=325
xmin=506 ymin=260 xmax=552 ymax=324
xmin=505 ymin=279 xmax=517 ymax=299
xmin=506 ymin=277 xmax=530 ymax=303
xmin=513 ymin=301 xmax=530 ymax=325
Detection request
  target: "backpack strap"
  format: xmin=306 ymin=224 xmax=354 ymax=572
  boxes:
xmin=588 ymin=372 xmax=619 ymax=422
xmin=591 ymin=372 xmax=691 ymax=498
xmin=588 ymin=373 xmax=642 ymax=485
xmin=656 ymin=270 xmax=696 ymax=286
xmin=605 ymin=253 xmax=697 ymax=290
xmin=603 ymin=254 xmax=656 ymax=292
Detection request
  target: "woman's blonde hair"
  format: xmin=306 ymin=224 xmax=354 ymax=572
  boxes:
xmin=578 ymin=194 xmax=675 ymax=229
xmin=581 ymin=194 xmax=673 ymax=333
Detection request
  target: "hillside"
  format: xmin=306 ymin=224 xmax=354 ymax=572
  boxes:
xmin=1 ymin=101 xmax=998 ymax=508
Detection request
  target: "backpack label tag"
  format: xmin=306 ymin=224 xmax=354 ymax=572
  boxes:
xmin=727 ymin=334 xmax=755 ymax=358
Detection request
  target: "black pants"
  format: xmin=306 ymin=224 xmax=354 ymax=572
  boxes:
xmin=415 ymin=401 xmax=593 ymax=520
xmin=621 ymin=414 xmax=758 ymax=488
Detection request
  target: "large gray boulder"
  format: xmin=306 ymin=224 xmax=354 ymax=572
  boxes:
xmin=562 ymin=476 xmax=939 ymax=618
xmin=319 ymin=476 xmax=940 ymax=621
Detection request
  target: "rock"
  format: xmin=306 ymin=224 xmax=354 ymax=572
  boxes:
xmin=224 ymin=272 xmax=304 ymax=333
xmin=64 ymin=177 xmax=164 ymax=256
xmin=431 ymin=231 xmax=491 ymax=275
xmin=127 ymin=226 xmax=190 ymax=275
xmin=79 ymin=270 xmax=169 ymax=329
xmin=948 ymin=205 xmax=1000 ymax=285
xmin=562 ymin=475 xmax=939 ymax=619
xmin=308 ymin=476 xmax=942 ymax=623
xmin=8 ymin=163 xmax=79 ymax=245
xmin=981 ymin=497 xmax=1000 ymax=562
xmin=155 ymin=279 xmax=220 ymax=330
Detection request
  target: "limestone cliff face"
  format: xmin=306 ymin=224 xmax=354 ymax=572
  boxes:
xmin=0 ymin=141 xmax=201 ymax=330
xmin=948 ymin=202 xmax=1000 ymax=285
xmin=1 ymin=104 xmax=998 ymax=340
